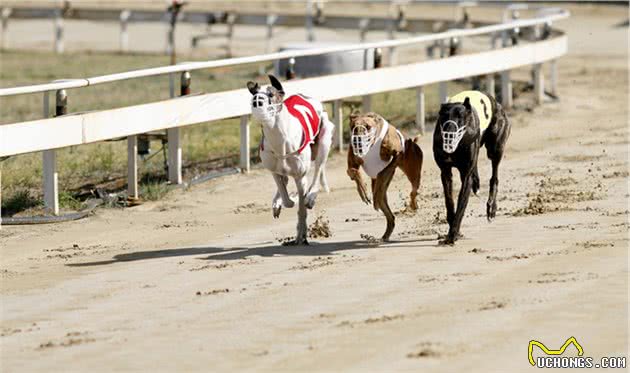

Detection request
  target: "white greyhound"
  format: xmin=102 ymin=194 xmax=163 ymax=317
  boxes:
xmin=247 ymin=75 xmax=334 ymax=245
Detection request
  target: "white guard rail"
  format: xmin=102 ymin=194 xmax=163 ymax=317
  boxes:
xmin=0 ymin=7 xmax=569 ymax=220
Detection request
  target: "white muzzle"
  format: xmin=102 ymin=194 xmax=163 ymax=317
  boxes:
xmin=251 ymin=93 xmax=281 ymax=123
xmin=351 ymin=124 xmax=376 ymax=157
xmin=441 ymin=120 xmax=466 ymax=153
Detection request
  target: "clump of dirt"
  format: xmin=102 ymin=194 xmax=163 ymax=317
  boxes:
xmin=308 ymin=215 xmax=332 ymax=239
xmin=555 ymin=154 xmax=605 ymax=163
xmin=277 ymin=236 xmax=296 ymax=246
xmin=407 ymin=349 xmax=441 ymax=358
xmin=196 ymin=288 xmax=230 ymax=296
xmin=189 ymin=262 xmax=231 ymax=271
xmin=577 ymin=241 xmax=615 ymax=248
xmin=360 ymin=233 xmax=381 ymax=245
xmin=290 ymin=256 xmax=335 ymax=271
xmin=511 ymin=177 xmax=601 ymax=216
xmin=432 ymin=211 xmax=447 ymax=225
xmin=37 ymin=332 xmax=95 ymax=350
xmin=407 ymin=342 xmax=444 ymax=359
xmin=233 ymin=202 xmax=267 ymax=214
xmin=603 ymin=170 xmax=629 ymax=179
xmin=478 ymin=301 xmax=507 ymax=311
xmin=486 ymin=254 xmax=530 ymax=261
xmin=337 ymin=314 xmax=405 ymax=328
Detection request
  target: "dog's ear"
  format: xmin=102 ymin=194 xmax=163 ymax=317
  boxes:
xmin=439 ymin=103 xmax=450 ymax=116
xmin=463 ymin=97 xmax=471 ymax=111
xmin=349 ymin=110 xmax=362 ymax=125
xmin=246 ymin=81 xmax=259 ymax=95
xmin=268 ymin=75 xmax=284 ymax=94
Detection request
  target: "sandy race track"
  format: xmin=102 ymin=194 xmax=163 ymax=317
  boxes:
xmin=1 ymin=5 xmax=628 ymax=372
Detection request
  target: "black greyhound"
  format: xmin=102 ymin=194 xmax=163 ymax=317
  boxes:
xmin=433 ymin=91 xmax=511 ymax=245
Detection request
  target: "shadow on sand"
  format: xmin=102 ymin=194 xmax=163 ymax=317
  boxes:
xmin=67 ymin=238 xmax=436 ymax=267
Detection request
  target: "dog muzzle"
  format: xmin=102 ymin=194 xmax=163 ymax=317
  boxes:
xmin=441 ymin=120 xmax=466 ymax=153
xmin=251 ymin=94 xmax=281 ymax=123
xmin=351 ymin=124 xmax=376 ymax=157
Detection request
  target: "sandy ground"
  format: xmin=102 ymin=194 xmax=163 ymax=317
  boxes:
xmin=1 ymin=5 xmax=628 ymax=373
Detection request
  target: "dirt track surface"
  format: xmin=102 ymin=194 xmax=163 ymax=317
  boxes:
xmin=1 ymin=5 xmax=628 ymax=373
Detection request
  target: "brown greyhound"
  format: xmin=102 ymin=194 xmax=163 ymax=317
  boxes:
xmin=347 ymin=112 xmax=424 ymax=241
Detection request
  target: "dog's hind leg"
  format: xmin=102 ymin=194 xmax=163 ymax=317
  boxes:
xmin=399 ymin=138 xmax=423 ymax=210
xmin=472 ymin=166 xmax=480 ymax=196
xmin=374 ymin=158 xmax=398 ymax=241
xmin=306 ymin=114 xmax=334 ymax=209
xmin=486 ymin=155 xmax=501 ymax=221
xmin=319 ymin=167 xmax=330 ymax=193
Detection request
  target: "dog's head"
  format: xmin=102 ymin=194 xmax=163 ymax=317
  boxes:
xmin=246 ymin=75 xmax=285 ymax=124
xmin=436 ymin=97 xmax=476 ymax=154
xmin=349 ymin=111 xmax=384 ymax=157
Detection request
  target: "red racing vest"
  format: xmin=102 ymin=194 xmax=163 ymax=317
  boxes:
xmin=284 ymin=94 xmax=321 ymax=154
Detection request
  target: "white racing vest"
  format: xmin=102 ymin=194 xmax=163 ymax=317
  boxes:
xmin=361 ymin=120 xmax=405 ymax=179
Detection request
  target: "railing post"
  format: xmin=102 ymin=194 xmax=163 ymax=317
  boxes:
xmin=226 ymin=13 xmax=236 ymax=57
xmin=438 ymin=39 xmax=447 ymax=103
xmin=239 ymin=115 xmax=250 ymax=173
xmin=533 ymin=63 xmax=544 ymax=105
xmin=550 ymin=59 xmax=558 ymax=97
xmin=1 ymin=8 xmax=11 ymax=50
xmin=500 ymin=31 xmax=512 ymax=108
xmin=120 ymin=10 xmax=131 ymax=53
xmin=265 ymin=14 xmax=277 ymax=54
xmin=416 ymin=86 xmax=425 ymax=134
xmin=54 ymin=9 xmax=64 ymax=54
xmin=362 ymin=96 xmax=372 ymax=112
xmin=359 ymin=18 xmax=369 ymax=42
xmin=333 ymin=99 xmax=343 ymax=152
xmin=167 ymin=71 xmax=189 ymax=185
xmin=306 ymin=0 xmax=315 ymax=42
xmin=361 ymin=48 xmax=372 ymax=112
xmin=127 ymin=135 xmax=138 ymax=199
xmin=43 ymin=90 xmax=65 ymax=215
xmin=387 ymin=0 xmax=397 ymax=66
xmin=486 ymin=74 xmax=495 ymax=97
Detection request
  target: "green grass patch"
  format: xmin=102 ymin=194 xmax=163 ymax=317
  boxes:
xmin=1 ymin=49 xmax=471 ymax=216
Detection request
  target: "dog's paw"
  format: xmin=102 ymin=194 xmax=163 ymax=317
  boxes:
xmin=283 ymin=238 xmax=309 ymax=246
xmin=272 ymin=205 xmax=282 ymax=219
xmin=305 ymin=192 xmax=317 ymax=209
xmin=486 ymin=201 xmax=497 ymax=222
xmin=283 ymin=195 xmax=296 ymax=208
xmin=438 ymin=232 xmax=462 ymax=245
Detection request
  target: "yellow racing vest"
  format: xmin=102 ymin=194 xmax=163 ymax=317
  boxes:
xmin=448 ymin=91 xmax=492 ymax=133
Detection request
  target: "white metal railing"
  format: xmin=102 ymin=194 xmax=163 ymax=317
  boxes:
xmin=0 ymin=7 xmax=569 ymax=222
xmin=0 ymin=9 xmax=568 ymax=96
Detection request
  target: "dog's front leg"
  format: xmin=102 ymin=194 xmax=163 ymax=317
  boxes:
xmin=293 ymin=175 xmax=309 ymax=245
xmin=440 ymin=167 xmax=455 ymax=227
xmin=374 ymin=157 xmax=399 ymax=241
xmin=346 ymin=142 xmax=371 ymax=205
xmin=445 ymin=168 xmax=474 ymax=244
xmin=271 ymin=174 xmax=294 ymax=218
xmin=305 ymin=116 xmax=334 ymax=209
